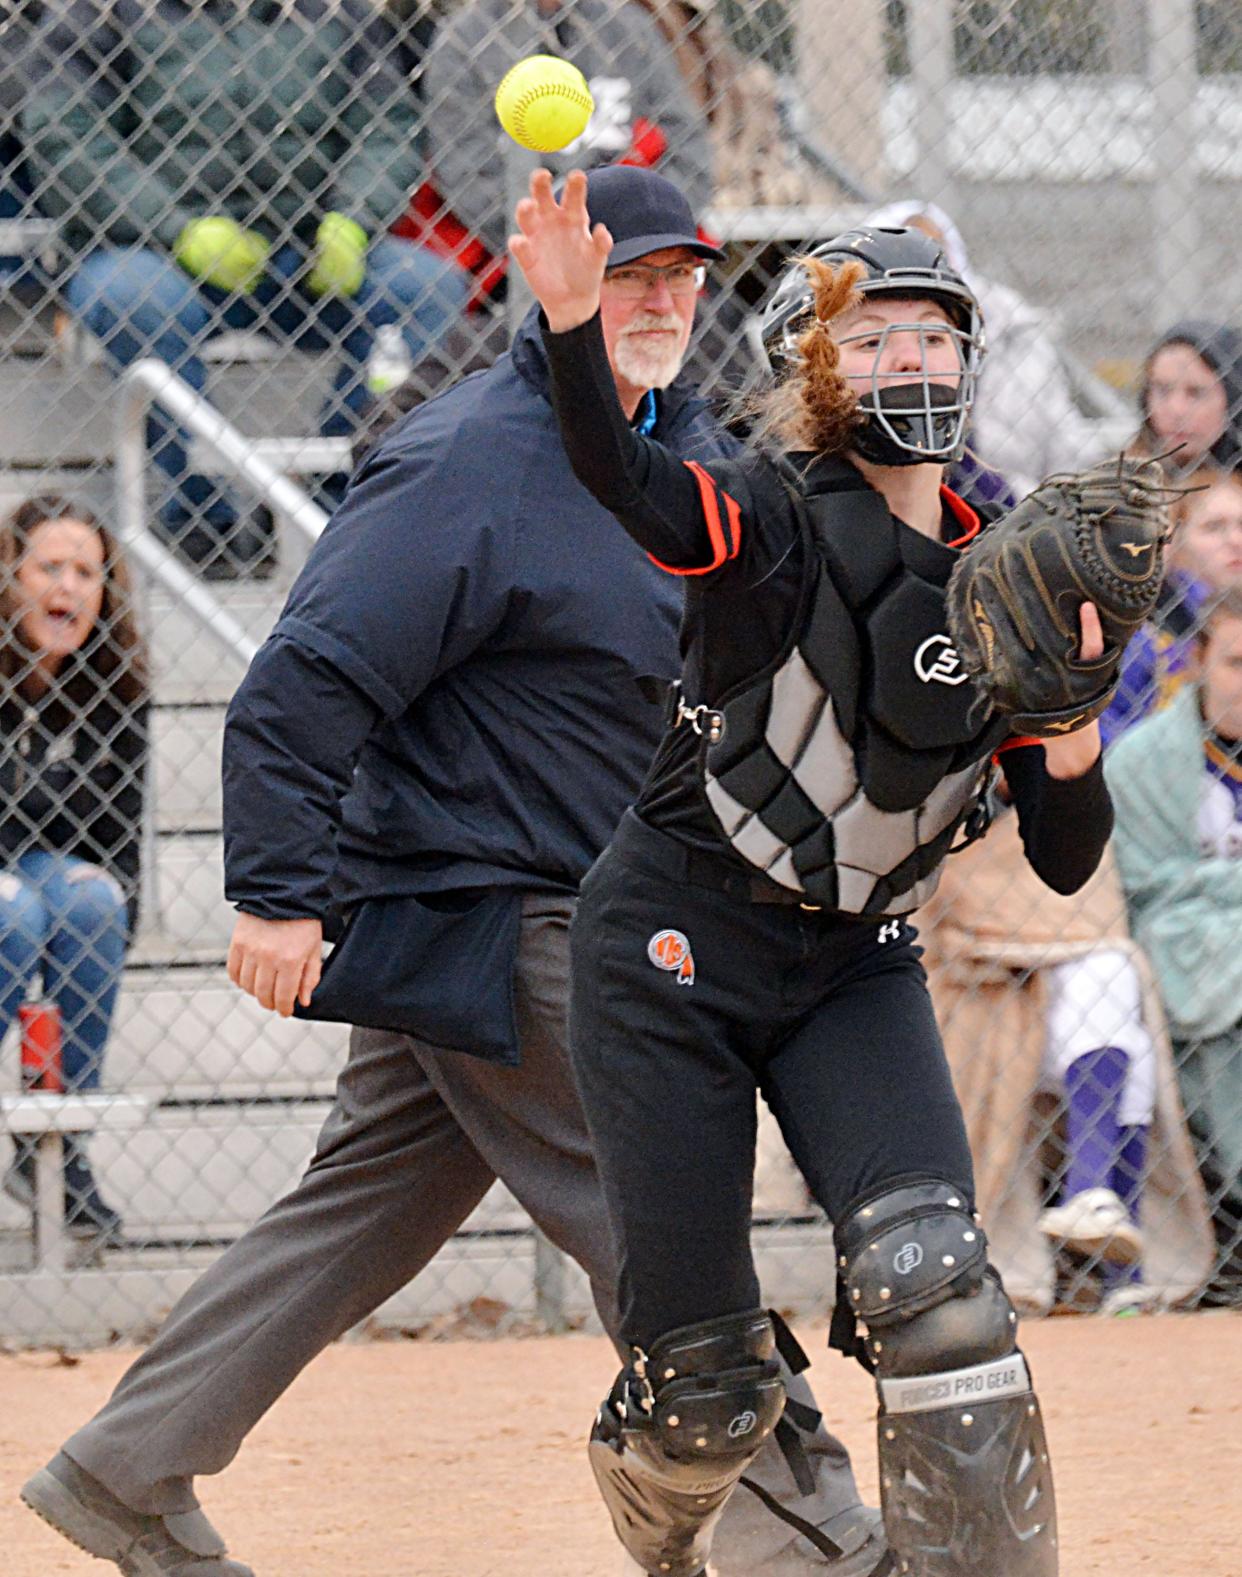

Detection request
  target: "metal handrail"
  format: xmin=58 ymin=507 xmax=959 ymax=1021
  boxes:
xmin=116 ymin=358 xmax=331 ymax=666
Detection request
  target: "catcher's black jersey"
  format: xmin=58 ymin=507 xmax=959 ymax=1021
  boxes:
xmin=687 ymin=471 xmax=1018 ymax=913
xmin=542 ymin=312 xmax=1113 ymax=908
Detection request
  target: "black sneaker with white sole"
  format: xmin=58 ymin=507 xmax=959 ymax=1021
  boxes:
xmin=63 ymin=1143 xmax=124 ymax=1245
xmin=21 ymin=1452 xmax=254 ymax=1576
xmin=2 ymin=1147 xmax=35 ymax=1210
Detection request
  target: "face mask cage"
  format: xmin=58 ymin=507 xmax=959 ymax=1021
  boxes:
xmin=836 ymin=315 xmax=983 ymax=462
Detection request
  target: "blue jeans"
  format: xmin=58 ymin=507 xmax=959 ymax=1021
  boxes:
xmin=0 ymin=852 xmax=130 ymax=1091
xmin=65 ymin=239 xmax=468 ymax=527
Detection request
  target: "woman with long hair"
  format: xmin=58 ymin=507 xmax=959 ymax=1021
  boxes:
xmin=1102 ymin=465 xmax=1242 ymax=746
xmin=0 ymin=496 xmax=148 ymax=1245
xmin=509 ymin=171 xmax=1116 ymax=1577
xmin=1132 ymin=320 xmax=1242 ymax=476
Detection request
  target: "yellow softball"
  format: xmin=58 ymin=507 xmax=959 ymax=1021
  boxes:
xmin=494 ymin=55 xmax=594 ymax=154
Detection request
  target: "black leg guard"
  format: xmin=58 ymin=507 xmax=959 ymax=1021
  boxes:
xmin=839 ymin=1182 xmax=1058 ymax=1577
xmin=877 ymin=1351 xmax=1056 ymax=1575
xmin=589 ymin=1310 xmax=787 ymax=1577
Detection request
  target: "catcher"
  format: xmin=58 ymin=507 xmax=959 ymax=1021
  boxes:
xmin=510 ymin=180 xmax=1172 ymax=1577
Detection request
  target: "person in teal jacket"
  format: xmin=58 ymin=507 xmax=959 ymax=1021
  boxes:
xmin=1106 ymin=593 xmax=1242 ymax=1304
xmin=21 ymin=0 xmax=466 ymax=577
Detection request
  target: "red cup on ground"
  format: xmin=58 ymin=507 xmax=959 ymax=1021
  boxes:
xmin=19 ymin=1002 xmax=63 ymax=1092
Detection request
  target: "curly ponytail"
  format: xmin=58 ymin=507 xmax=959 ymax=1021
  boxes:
xmin=746 ymin=256 xmax=866 ymax=459
xmin=788 ymin=256 xmax=865 ymax=453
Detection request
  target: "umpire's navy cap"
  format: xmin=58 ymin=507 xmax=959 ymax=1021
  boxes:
xmin=582 ymin=165 xmax=723 ymax=268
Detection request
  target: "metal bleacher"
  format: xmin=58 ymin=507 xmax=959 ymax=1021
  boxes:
xmin=0 ymin=543 xmax=562 ymax=1342
xmin=0 ymin=120 xmax=566 ymax=1310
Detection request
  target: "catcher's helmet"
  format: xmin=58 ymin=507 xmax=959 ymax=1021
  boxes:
xmin=758 ymin=225 xmax=986 ymax=467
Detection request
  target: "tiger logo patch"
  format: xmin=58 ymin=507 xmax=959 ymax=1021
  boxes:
xmin=647 ymin=928 xmax=696 ymax=986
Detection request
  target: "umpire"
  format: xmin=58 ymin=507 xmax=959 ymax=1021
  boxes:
xmin=21 ymin=167 xmax=887 ymax=1577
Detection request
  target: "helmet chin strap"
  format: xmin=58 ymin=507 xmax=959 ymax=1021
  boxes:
xmin=851 ymin=380 xmax=968 ymax=468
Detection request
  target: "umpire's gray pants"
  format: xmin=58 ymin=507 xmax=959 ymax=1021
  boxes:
xmin=65 ymin=896 xmax=867 ymax=1570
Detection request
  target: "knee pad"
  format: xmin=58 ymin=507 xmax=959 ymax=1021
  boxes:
xmin=590 ymin=1310 xmax=786 ymax=1577
xmin=838 ymin=1182 xmax=1058 ymax=1576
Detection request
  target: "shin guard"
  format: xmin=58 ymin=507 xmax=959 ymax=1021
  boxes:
xmin=589 ymin=1310 xmax=786 ymax=1577
xmin=838 ymin=1182 xmax=1058 ymax=1576
xmin=878 ymin=1353 xmax=1057 ymax=1575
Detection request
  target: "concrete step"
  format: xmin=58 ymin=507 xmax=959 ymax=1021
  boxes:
xmin=127 ymin=936 xmax=229 ymax=969
xmin=0 ymin=357 xmax=333 ymax=467
xmin=0 ymin=1217 xmax=834 ymax=1349
xmin=152 ymin=703 xmax=225 ymax=832
xmin=0 ymin=463 xmax=115 ymax=524
xmin=0 ymin=1092 xmax=812 ymax=1247
xmin=0 ymin=1101 xmax=530 ymax=1243
xmin=145 ymin=585 xmax=278 ymax=704
xmin=143 ymin=832 xmax=232 ymax=952
xmin=107 ymin=969 xmax=819 ymax=1215
xmin=108 ymin=968 xmax=348 ymax=1101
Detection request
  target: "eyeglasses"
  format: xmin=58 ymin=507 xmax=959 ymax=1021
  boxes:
xmin=603 ymin=263 xmax=707 ymax=299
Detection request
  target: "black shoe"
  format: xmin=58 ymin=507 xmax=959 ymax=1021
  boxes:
xmin=209 ymin=506 xmax=278 ymax=582
xmin=22 ymin=1451 xmax=254 ymax=1575
xmin=63 ymin=1144 xmax=124 ymax=1245
xmin=154 ymin=507 xmax=277 ymax=582
xmin=3 ymin=1145 xmax=35 ymax=1210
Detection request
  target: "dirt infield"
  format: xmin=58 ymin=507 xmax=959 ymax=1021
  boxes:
xmin=2 ymin=1311 xmax=1238 ymax=1576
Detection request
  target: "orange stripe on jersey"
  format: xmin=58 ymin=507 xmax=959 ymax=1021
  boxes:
xmin=941 ymin=486 xmax=981 ymax=548
xmin=646 ymin=460 xmax=743 ymax=576
xmin=994 ymin=735 xmax=1042 ymax=762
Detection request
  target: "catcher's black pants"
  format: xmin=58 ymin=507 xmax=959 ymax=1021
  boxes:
xmin=569 ymin=812 xmax=976 ymax=1351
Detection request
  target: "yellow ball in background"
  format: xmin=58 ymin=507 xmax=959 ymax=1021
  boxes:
xmin=494 ymin=55 xmax=595 ymax=154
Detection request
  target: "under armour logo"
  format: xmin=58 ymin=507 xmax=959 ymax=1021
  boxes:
xmin=914 ymin=634 xmax=970 ymax=686
xmin=877 ymin=921 xmax=902 ymax=944
xmin=893 ymin=1242 xmax=924 ymax=1275
xmin=728 ymin=1410 xmax=758 ymax=1439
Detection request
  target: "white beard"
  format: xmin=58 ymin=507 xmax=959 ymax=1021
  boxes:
xmin=613 ymin=312 xmax=689 ymax=390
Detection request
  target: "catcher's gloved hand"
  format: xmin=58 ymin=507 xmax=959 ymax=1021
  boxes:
xmin=945 ymin=454 xmax=1174 ymax=737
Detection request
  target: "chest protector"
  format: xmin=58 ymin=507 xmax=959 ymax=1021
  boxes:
xmin=694 ymin=469 xmax=1011 ymax=916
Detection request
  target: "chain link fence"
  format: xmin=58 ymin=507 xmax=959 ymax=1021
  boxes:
xmin=0 ymin=0 xmax=1240 ymax=1347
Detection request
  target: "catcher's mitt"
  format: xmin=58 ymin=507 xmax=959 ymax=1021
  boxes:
xmin=945 ymin=453 xmax=1176 ymax=737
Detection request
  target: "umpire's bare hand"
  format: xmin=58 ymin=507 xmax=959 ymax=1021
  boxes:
xmin=227 ymin=913 xmax=323 ymax=1017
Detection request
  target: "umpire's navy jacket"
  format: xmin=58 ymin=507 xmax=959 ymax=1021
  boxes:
xmin=221 ymin=310 xmax=731 ymax=1057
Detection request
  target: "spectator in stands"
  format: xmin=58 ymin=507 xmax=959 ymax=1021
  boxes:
xmin=0 ymin=496 xmax=148 ymax=1246
xmin=1131 ymin=320 xmax=1242 ymax=477
xmin=0 ymin=0 xmax=41 ymax=268
xmin=1104 ymin=325 xmax=1242 ymax=744
xmin=421 ymin=0 xmax=713 ymax=262
xmin=1101 ymin=467 xmax=1242 ymax=747
xmin=1107 ymin=593 xmax=1242 ymax=1305
xmin=865 ymin=199 xmax=1107 ymax=497
xmin=920 ymin=787 xmax=1212 ymax=1318
xmin=348 ymin=330 xmax=498 ymax=472
xmin=1170 ymin=467 xmax=1242 ymax=594
xmin=629 ymin=0 xmax=835 ymax=211
xmin=418 ymin=1 xmax=763 ymax=389
xmin=20 ymin=0 xmax=466 ymax=579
